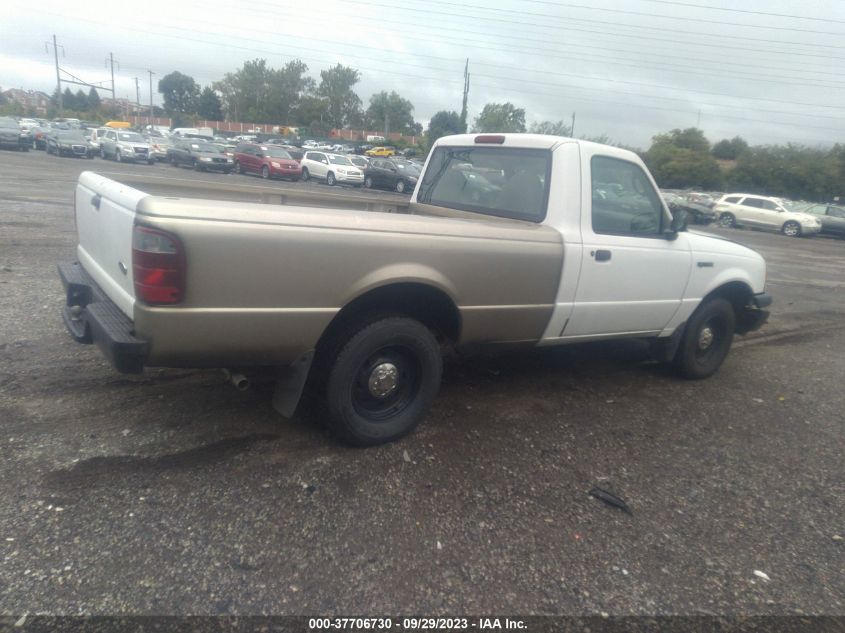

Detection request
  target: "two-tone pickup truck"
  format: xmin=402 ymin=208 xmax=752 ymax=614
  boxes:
xmin=59 ymin=134 xmax=771 ymax=446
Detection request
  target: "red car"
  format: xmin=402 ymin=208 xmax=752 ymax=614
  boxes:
xmin=233 ymin=143 xmax=302 ymax=181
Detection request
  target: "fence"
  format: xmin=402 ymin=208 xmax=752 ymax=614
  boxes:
xmin=127 ymin=115 xmax=417 ymax=144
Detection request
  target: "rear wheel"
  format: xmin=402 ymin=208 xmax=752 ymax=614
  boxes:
xmin=718 ymin=213 xmax=736 ymax=228
xmin=116 ymin=151 xmax=122 ymax=163
xmin=364 ymin=176 xmax=373 ymax=189
xmin=327 ymin=172 xmax=336 ymax=186
xmin=301 ymin=167 xmax=310 ymax=181
xmin=782 ymin=221 xmax=801 ymax=237
xmin=261 ymin=165 xmax=270 ymax=179
xmin=324 ymin=317 xmax=442 ymax=446
xmin=674 ymin=298 xmax=736 ymax=379
xmin=395 ymin=179 xmax=406 ymax=193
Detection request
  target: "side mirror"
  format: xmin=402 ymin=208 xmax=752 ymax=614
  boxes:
xmin=668 ymin=208 xmax=689 ymax=236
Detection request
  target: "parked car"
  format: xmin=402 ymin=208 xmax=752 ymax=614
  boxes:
xmin=282 ymin=146 xmax=304 ymax=163
xmin=348 ymin=155 xmax=369 ymax=169
xmin=233 ymin=143 xmax=302 ymax=180
xmin=29 ymin=123 xmax=52 ymax=150
xmin=798 ymin=203 xmax=845 ymax=237
xmin=364 ymin=157 xmax=421 ymax=193
xmin=100 ymin=130 xmax=154 ymax=164
xmin=0 ymin=117 xmax=29 ymax=151
xmin=714 ymin=194 xmax=821 ymax=237
xmin=146 ymin=136 xmax=174 ymax=162
xmin=365 ymin=146 xmax=396 ymax=157
xmin=300 ymin=151 xmax=364 ymax=186
xmin=60 ymin=133 xmax=771 ymax=446
xmin=46 ymin=129 xmax=94 ymax=158
xmin=167 ymin=139 xmax=233 ymax=172
xmin=664 ymin=192 xmax=716 ymax=225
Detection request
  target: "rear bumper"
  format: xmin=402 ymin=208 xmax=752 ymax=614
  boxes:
xmin=58 ymin=261 xmax=148 ymax=373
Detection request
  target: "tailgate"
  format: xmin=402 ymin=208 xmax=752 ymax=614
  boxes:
xmin=75 ymin=172 xmax=147 ymax=318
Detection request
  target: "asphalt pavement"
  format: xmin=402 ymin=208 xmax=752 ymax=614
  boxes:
xmin=0 ymin=148 xmax=842 ymax=616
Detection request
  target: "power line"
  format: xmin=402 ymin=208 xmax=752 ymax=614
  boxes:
xmin=630 ymin=0 xmax=845 ymax=25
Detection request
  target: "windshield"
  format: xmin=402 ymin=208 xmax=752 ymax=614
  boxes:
xmin=191 ymin=143 xmax=220 ymax=153
xmin=117 ymin=132 xmax=144 ymax=142
xmin=329 ymin=155 xmax=353 ymax=165
xmin=394 ymin=160 xmax=421 ymax=175
xmin=261 ymin=147 xmax=292 ymax=159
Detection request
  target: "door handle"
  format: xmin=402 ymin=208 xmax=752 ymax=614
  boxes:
xmin=592 ymin=249 xmax=612 ymax=262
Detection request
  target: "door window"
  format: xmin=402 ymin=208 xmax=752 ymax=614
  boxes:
xmin=591 ymin=156 xmax=663 ymax=236
xmin=741 ymin=198 xmax=764 ymax=208
xmin=724 ymin=196 xmax=742 ymax=204
xmin=829 ymin=207 xmax=845 ymax=218
xmin=760 ymin=200 xmax=779 ymax=211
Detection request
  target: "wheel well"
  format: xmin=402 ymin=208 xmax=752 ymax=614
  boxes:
xmin=318 ymin=283 xmax=461 ymax=350
xmin=703 ymin=281 xmax=754 ymax=331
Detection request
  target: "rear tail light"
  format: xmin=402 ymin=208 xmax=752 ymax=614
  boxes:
xmin=132 ymin=225 xmax=186 ymax=305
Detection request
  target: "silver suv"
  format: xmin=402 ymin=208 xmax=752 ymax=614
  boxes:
xmin=714 ymin=194 xmax=821 ymax=238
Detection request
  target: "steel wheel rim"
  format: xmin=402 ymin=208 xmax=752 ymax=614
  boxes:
xmin=351 ymin=346 xmax=421 ymax=421
xmin=694 ymin=316 xmax=726 ymax=364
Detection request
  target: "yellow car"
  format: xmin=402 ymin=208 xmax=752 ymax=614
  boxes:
xmin=365 ymin=146 xmax=395 ymax=157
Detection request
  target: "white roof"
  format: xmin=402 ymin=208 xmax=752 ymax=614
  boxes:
xmin=434 ymin=133 xmax=639 ymax=162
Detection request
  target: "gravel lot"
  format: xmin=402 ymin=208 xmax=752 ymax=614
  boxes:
xmin=0 ymin=148 xmax=843 ymax=616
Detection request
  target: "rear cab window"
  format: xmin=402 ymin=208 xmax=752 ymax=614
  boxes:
xmin=416 ymin=146 xmax=551 ymax=222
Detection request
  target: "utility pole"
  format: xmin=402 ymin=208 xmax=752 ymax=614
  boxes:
xmin=571 ymin=112 xmax=576 ymax=138
xmin=384 ymin=111 xmax=389 ymax=138
xmin=47 ymin=35 xmax=63 ymax=115
xmin=134 ymin=77 xmax=140 ymax=116
xmin=460 ymin=58 xmax=470 ymax=132
xmin=105 ymin=53 xmax=119 ymax=105
xmin=148 ymin=70 xmax=155 ymax=126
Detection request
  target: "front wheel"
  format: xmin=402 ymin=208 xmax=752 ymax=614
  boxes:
xmin=261 ymin=165 xmax=270 ymax=179
xmin=324 ymin=317 xmax=442 ymax=446
xmin=301 ymin=167 xmax=310 ymax=181
xmin=718 ymin=213 xmax=736 ymax=228
xmin=326 ymin=172 xmax=336 ymax=186
xmin=782 ymin=221 xmax=801 ymax=237
xmin=395 ymin=179 xmax=406 ymax=193
xmin=364 ymin=176 xmax=373 ymax=189
xmin=233 ymin=161 xmax=241 ymax=174
xmin=116 ymin=151 xmax=122 ymax=163
xmin=674 ymin=298 xmax=736 ymax=379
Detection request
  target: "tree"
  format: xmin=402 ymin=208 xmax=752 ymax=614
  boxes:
xmin=472 ymin=102 xmax=526 ymax=133
xmin=63 ymin=87 xmax=77 ymax=111
xmin=158 ymin=71 xmax=199 ymax=115
xmin=427 ymin=110 xmax=465 ymax=148
xmin=318 ymin=64 xmax=362 ymax=129
xmin=197 ymin=86 xmax=223 ymax=121
xmin=75 ymin=89 xmax=87 ymax=112
xmin=87 ymin=87 xmax=101 ymax=111
xmin=366 ymin=91 xmax=416 ymax=135
xmin=529 ymin=120 xmax=571 ymax=136
xmin=645 ymin=128 xmax=723 ymax=190
xmin=214 ymin=58 xmax=314 ymax=123
xmin=712 ymin=136 xmax=749 ymax=160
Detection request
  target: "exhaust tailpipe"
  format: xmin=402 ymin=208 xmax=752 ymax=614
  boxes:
xmin=222 ymin=369 xmax=250 ymax=392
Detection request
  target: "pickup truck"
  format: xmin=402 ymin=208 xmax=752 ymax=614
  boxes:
xmin=59 ymin=133 xmax=771 ymax=446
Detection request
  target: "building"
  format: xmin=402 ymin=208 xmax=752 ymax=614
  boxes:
xmin=2 ymin=89 xmax=50 ymax=116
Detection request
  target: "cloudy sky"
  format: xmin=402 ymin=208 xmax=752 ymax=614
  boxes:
xmin=2 ymin=0 xmax=844 ymax=148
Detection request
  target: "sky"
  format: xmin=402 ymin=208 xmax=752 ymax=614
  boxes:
xmin=2 ymin=0 xmax=845 ymax=149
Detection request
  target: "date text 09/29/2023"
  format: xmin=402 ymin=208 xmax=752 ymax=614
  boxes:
xmin=308 ymin=618 xmax=527 ymax=630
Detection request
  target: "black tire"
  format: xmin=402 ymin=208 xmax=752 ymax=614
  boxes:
xmin=116 ymin=151 xmax=122 ymax=163
xmin=301 ymin=167 xmax=310 ymax=181
xmin=147 ymin=159 xmax=154 ymax=165
xmin=364 ymin=176 xmax=373 ymax=189
xmin=395 ymin=179 xmax=405 ymax=193
xmin=324 ymin=317 xmax=442 ymax=446
xmin=261 ymin=165 xmax=270 ymax=179
xmin=194 ymin=160 xmax=203 ymax=171
xmin=718 ymin=213 xmax=736 ymax=228
xmin=327 ymin=172 xmax=336 ymax=186
xmin=170 ymin=154 xmax=178 ymax=166
xmin=233 ymin=160 xmax=242 ymax=174
xmin=782 ymin=221 xmax=801 ymax=238
xmin=674 ymin=298 xmax=736 ymax=380
xmin=100 ymin=148 xmax=106 ymax=159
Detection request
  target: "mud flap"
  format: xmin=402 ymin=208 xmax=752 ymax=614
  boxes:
xmin=272 ymin=351 xmax=315 ymax=418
